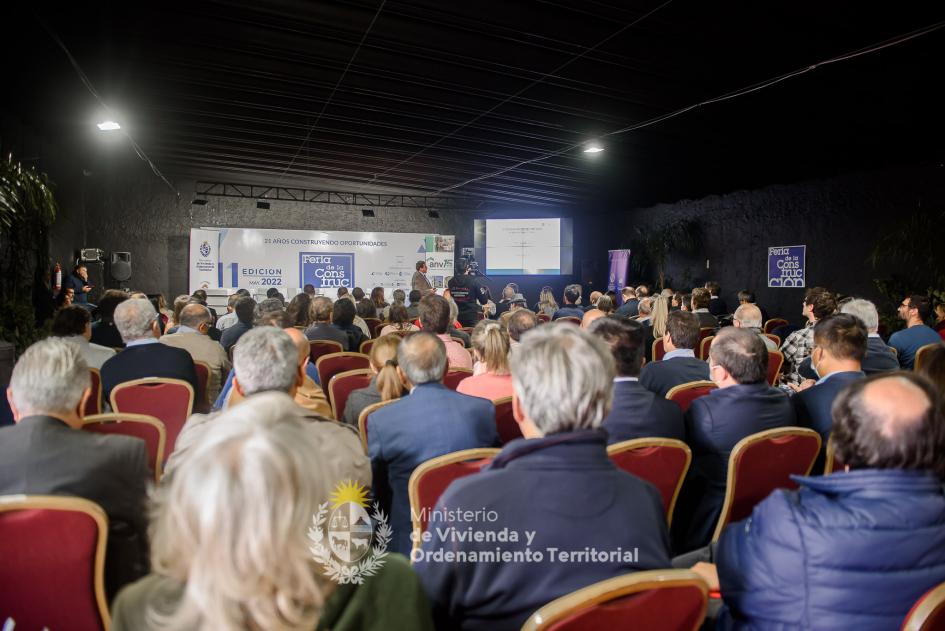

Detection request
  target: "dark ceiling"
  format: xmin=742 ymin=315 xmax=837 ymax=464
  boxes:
xmin=3 ymin=1 xmax=944 ymax=209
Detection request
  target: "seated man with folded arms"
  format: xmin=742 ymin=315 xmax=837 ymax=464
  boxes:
xmin=415 ymin=326 xmax=671 ymax=631
xmin=693 ymin=373 xmax=945 ymax=630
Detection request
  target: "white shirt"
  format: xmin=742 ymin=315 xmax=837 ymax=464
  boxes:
xmin=216 ymin=312 xmax=238 ymax=331
xmin=663 ymin=348 xmax=696 ymax=360
xmin=613 ymin=376 xmax=639 ymax=383
xmin=61 ymin=335 xmax=116 ymax=370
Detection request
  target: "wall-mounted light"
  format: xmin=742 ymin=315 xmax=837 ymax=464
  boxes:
xmin=362 ymin=209 xmax=375 ymax=217
xmin=96 ymin=121 xmax=121 ymax=131
xmin=191 ymin=198 xmax=208 ymax=206
xmin=257 ymin=200 xmax=270 ymax=210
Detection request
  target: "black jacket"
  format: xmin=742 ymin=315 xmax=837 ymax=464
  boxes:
xmin=100 ymin=341 xmax=198 ymax=403
xmin=602 ymin=379 xmax=685 ymax=444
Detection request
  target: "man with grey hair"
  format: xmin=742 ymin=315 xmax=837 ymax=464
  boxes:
xmin=733 ymin=303 xmax=778 ymax=351
xmin=304 ymin=295 xmax=350 ymax=349
xmin=169 ymin=326 xmax=367 ymax=485
xmin=368 ymin=332 xmax=497 ymax=555
xmin=841 ymin=298 xmax=899 ymax=375
xmin=0 ymin=338 xmax=150 ymax=599
xmin=161 ymin=303 xmax=231 ymax=402
xmin=415 ymin=326 xmax=672 ymax=630
xmin=506 ymin=307 xmax=538 ymax=356
xmin=100 ymin=298 xmax=198 ymax=403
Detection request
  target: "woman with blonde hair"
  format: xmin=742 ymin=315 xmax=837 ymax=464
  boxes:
xmin=457 ymin=320 xmax=513 ymax=400
xmin=379 ymin=303 xmax=419 ymax=337
xmin=650 ymin=295 xmax=669 ymax=339
xmin=111 ymin=392 xmax=432 ymax=631
xmin=343 ymin=334 xmax=408 ymax=426
xmin=535 ymin=287 xmax=559 ymax=318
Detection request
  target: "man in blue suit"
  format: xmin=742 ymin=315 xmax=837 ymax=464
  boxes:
xmin=640 ymin=310 xmax=710 ymax=397
xmin=792 ymin=314 xmax=867 ymax=473
xmin=415 ymin=325 xmax=671 ymax=631
xmin=368 ymin=332 xmax=497 ymax=554
xmin=590 ymin=317 xmax=684 ymax=443
xmin=672 ymin=327 xmax=796 ymax=553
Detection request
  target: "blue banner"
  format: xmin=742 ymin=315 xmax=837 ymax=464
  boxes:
xmin=767 ymin=245 xmax=806 ymax=288
xmin=299 ymin=252 xmax=355 ymax=289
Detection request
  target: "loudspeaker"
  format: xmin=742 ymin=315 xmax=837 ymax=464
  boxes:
xmin=110 ymin=252 xmax=132 ymax=282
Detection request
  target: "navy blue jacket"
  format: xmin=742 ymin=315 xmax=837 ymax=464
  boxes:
xmin=65 ymin=272 xmax=90 ymax=303
xmin=709 ymin=297 xmax=728 ymax=316
xmin=100 ymin=341 xmax=199 ymax=404
xmin=551 ymin=306 xmax=584 ymax=320
xmin=368 ymin=383 xmax=498 ymax=554
xmin=415 ymin=429 xmax=671 ymax=631
xmin=639 ymin=355 xmax=710 ymax=398
xmin=602 ymin=379 xmax=685 ymax=444
xmin=615 ymin=298 xmax=639 ymax=318
xmin=792 ymin=371 xmax=865 ymax=473
xmin=672 ymin=382 xmax=795 ymax=552
xmin=797 ymin=337 xmax=898 ymax=379
xmin=717 ymin=470 xmax=945 ymax=630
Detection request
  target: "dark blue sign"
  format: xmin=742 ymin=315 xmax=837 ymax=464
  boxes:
xmin=767 ymin=245 xmax=806 ymax=288
xmin=299 ymin=252 xmax=354 ymax=289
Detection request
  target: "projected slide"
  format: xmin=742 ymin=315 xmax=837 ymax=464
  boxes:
xmin=485 ymin=218 xmax=561 ymax=275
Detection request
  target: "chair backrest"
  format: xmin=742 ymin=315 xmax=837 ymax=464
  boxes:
xmin=698 ymin=335 xmax=715 ymax=361
xmin=823 ymin=433 xmax=847 ymax=474
xmin=712 ymin=426 xmax=821 ymax=541
xmin=766 ymin=350 xmax=784 ymax=386
xmin=408 ymin=448 xmax=500 ymax=545
xmin=193 ymin=359 xmax=211 ymax=414
xmin=537 ymin=313 xmax=551 ymax=323
xmin=665 ymin=380 xmax=718 ymax=413
xmin=460 ymin=326 xmax=475 ymax=336
xmin=309 ymin=339 xmax=344 ymax=364
xmin=492 ymin=396 xmax=522 ymax=444
xmin=607 ymin=438 xmax=692 ymax=526
xmin=902 ymin=582 xmax=945 ymax=631
xmin=443 ymin=367 xmax=474 ymax=390
xmin=83 ymin=368 xmax=103 ymax=417
xmin=363 ymin=317 xmax=382 ymax=336
xmin=316 ymin=352 xmax=371 ymax=407
xmin=369 ymin=319 xmax=387 ymax=339
xmin=359 ymin=339 xmax=375 ymax=355
xmin=557 ymin=316 xmax=582 ymax=326
xmin=652 ymin=338 xmax=666 ymax=361
xmin=358 ymin=399 xmax=398 ymax=453
xmin=329 ymin=369 xmax=374 ymax=421
xmin=763 ymin=318 xmax=789 ymax=334
xmin=699 ymin=327 xmax=715 ymax=341
xmin=521 ymin=569 xmax=708 ymax=631
xmin=81 ymin=413 xmax=167 ymax=482
xmin=110 ymin=378 xmax=195 ymax=453
xmin=0 ymin=495 xmax=110 ymax=631
xmin=915 ymin=343 xmax=943 ymax=373
xmin=764 ymin=333 xmax=781 ymax=347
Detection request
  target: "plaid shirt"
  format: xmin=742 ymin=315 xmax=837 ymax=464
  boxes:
xmin=781 ymin=323 xmax=814 ymax=384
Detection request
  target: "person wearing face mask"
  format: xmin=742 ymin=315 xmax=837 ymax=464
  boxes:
xmin=790 ymin=314 xmax=867 ymax=474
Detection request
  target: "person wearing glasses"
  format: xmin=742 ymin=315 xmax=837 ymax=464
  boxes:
xmin=889 ymin=294 xmax=941 ymax=369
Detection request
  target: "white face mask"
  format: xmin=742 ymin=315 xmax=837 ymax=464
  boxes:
xmin=811 ymin=347 xmax=822 ymax=379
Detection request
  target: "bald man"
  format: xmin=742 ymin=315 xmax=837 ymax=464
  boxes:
xmin=733 ymin=303 xmax=777 ymax=351
xmin=161 ymin=303 xmax=230 ymax=402
xmin=693 ymin=373 xmax=945 ymax=630
xmin=581 ymin=306 xmax=606 ymax=329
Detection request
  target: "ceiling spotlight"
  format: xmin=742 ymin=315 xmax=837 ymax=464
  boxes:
xmin=96 ymin=120 xmax=121 ymax=131
xmin=256 ymin=200 xmax=270 ymax=210
xmin=583 ymin=143 xmax=604 ymax=154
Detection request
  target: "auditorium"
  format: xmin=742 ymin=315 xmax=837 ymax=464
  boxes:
xmin=2 ymin=2 xmax=945 ymax=630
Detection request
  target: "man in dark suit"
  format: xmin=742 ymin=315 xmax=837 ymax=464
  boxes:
xmin=615 ymin=286 xmax=639 ymax=317
xmin=220 ymin=296 xmax=257 ymax=352
xmin=706 ymin=281 xmax=728 ymax=316
xmin=690 ymin=287 xmax=719 ymax=330
xmin=411 ymin=260 xmax=435 ymax=297
xmin=100 ymin=298 xmax=198 ymax=402
xmin=303 ymin=296 xmax=350 ymax=350
xmin=590 ymin=317 xmax=684 ymax=443
xmin=368 ymin=332 xmax=498 ymax=554
xmin=672 ymin=327 xmax=796 ymax=553
xmin=640 ymin=310 xmax=710 ymax=397
xmin=792 ymin=314 xmax=867 ymax=473
xmin=551 ymin=284 xmax=585 ymax=320
xmin=0 ymin=338 xmax=150 ymax=599
xmin=842 ymin=298 xmax=900 ymax=375
xmin=415 ymin=325 xmax=672 ymax=631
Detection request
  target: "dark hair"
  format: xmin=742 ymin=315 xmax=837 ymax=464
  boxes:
xmin=371 ymin=287 xmax=387 ymax=309
xmin=709 ymin=327 xmax=768 ymax=384
xmin=257 ymin=309 xmax=291 ymax=329
xmin=918 ymin=345 xmax=945 ymax=395
xmin=691 ymin=287 xmax=711 ymax=310
xmin=95 ymin=289 xmax=130 ymax=321
xmin=665 ymin=310 xmax=700 ymax=350
xmin=356 ymin=298 xmax=377 ymax=319
xmin=705 ymin=281 xmax=721 ymax=295
xmin=287 ymin=293 xmax=313 ymax=328
xmin=563 ymin=284 xmax=581 ymax=305
xmin=266 ymin=288 xmax=279 ymax=298
xmin=352 ymin=287 xmax=365 ymax=301
xmin=589 ymin=317 xmax=644 ymax=377
xmin=680 ymin=293 xmax=691 ymax=311
xmin=192 ymin=289 xmax=208 ymax=301
xmin=337 ymin=287 xmax=349 ymax=298
xmin=52 ymin=305 xmax=91 ymax=337
xmin=332 ymin=298 xmax=357 ymax=327
xmin=906 ymin=294 xmax=932 ymax=321
xmin=389 ymin=303 xmax=410 ymax=326
xmin=507 ymin=309 xmax=538 ymax=342
xmin=813 ymin=314 xmax=867 ymax=362
xmin=234 ymin=297 xmax=257 ymax=324
xmin=419 ymin=295 xmax=451 ymax=334
xmin=737 ymin=290 xmax=756 ymax=303
xmin=804 ymin=287 xmax=837 ymax=320
xmin=408 ymin=289 xmax=422 ymax=304
xmin=303 ymin=284 xmax=315 ymax=295
xmin=832 ymin=373 xmax=945 ymax=476
xmin=416 ymin=260 xmax=427 ymax=271
xmin=236 ymin=288 xmax=251 ymax=297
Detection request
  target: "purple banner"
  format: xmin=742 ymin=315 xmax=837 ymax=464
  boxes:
xmin=607 ymin=249 xmax=631 ymax=305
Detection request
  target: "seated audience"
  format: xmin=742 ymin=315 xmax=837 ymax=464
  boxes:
xmin=935 ymin=301 xmax=945 ymax=340
xmin=447 ymin=298 xmax=472 ymax=348
xmin=551 ymin=284 xmax=584 ymax=320
xmin=304 ymin=295 xmax=350 ymax=350
xmin=457 ymin=320 xmax=513 ymax=400
xmin=615 ymin=286 xmax=639 ymax=317
xmin=0 ymin=338 xmax=149 ymax=598
xmin=733 ymin=303 xmax=777 ymax=351
xmin=51 ymin=305 xmax=116 ymax=369
xmin=889 ymin=294 xmax=941 ymax=369
xmin=584 ymin=290 xmax=603 ymax=311
xmin=737 ymin=289 xmax=768 ymax=324
xmin=357 ymin=297 xmax=378 ymax=322
xmin=90 ymin=289 xmax=129 ymax=348
xmin=219 ymin=296 xmax=256 ymax=352
xmin=171 ymin=326 xmax=360 ymax=481
xmin=286 ymin=292 xmax=313 ymax=329
xmin=343 ymin=334 xmax=406 ymax=426
xmin=498 ymin=293 xmax=528 ymax=329
xmin=493 ymin=284 xmax=517 ymax=319
xmin=917 ymin=344 xmax=945 ymax=393
xmin=415 ymin=325 xmax=671 ymax=631
xmin=690 ymin=287 xmax=719 ymax=330
xmin=164 ymin=293 xmax=191 ymax=333
xmin=679 ymin=292 xmax=692 ymax=312
xmin=706 ymin=281 xmax=728 ymax=316
xmin=333 ymin=298 xmax=368 ymax=351
xmin=381 ymin=288 xmax=405 ymax=320
xmin=781 ymin=286 xmax=837 ymax=384
xmin=406 ymin=289 xmax=423 ymax=320
xmin=791 ymin=314 xmax=867 ymax=472
xmin=161 ymin=303 xmax=231 ymax=402
xmin=645 ymin=296 xmax=669 ymax=362
xmin=636 ymin=297 xmax=653 ymax=325
xmin=419 ymin=295 xmax=471 ymax=369
xmin=55 ymin=286 xmax=75 ymax=308
xmin=590 ymin=317 xmax=684 ymax=443
xmin=699 ymin=373 xmax=945 ymax=631
xmin=535 ymin=286 xmax=559 ymax=318
xmin=380 ymin=303 xmax=420 ymax=336
xmin=112 ymin=393 xmax=432 ymax=631
xmin=839 ymin=298 xmax=899 ymax=374
xmin=507 ymin=308 xmax=538 ymax=357
xmin=101 ymin=298 xmax=198 ymax=402
xmin=371 ymin=286 xmax=388 ymax=311
xmin=672 ymin=327 xmax=796 ymax=552
xmin=214 ymin=293 xmax=240 ymax=331
xmin=368 ymin=332 xmax=497 ymax=554
xmin=639 ymin=310 xmax=710 ymax=397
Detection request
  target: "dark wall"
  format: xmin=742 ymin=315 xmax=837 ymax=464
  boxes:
xmin=619 ymin=163 xmax=945 ymax=325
